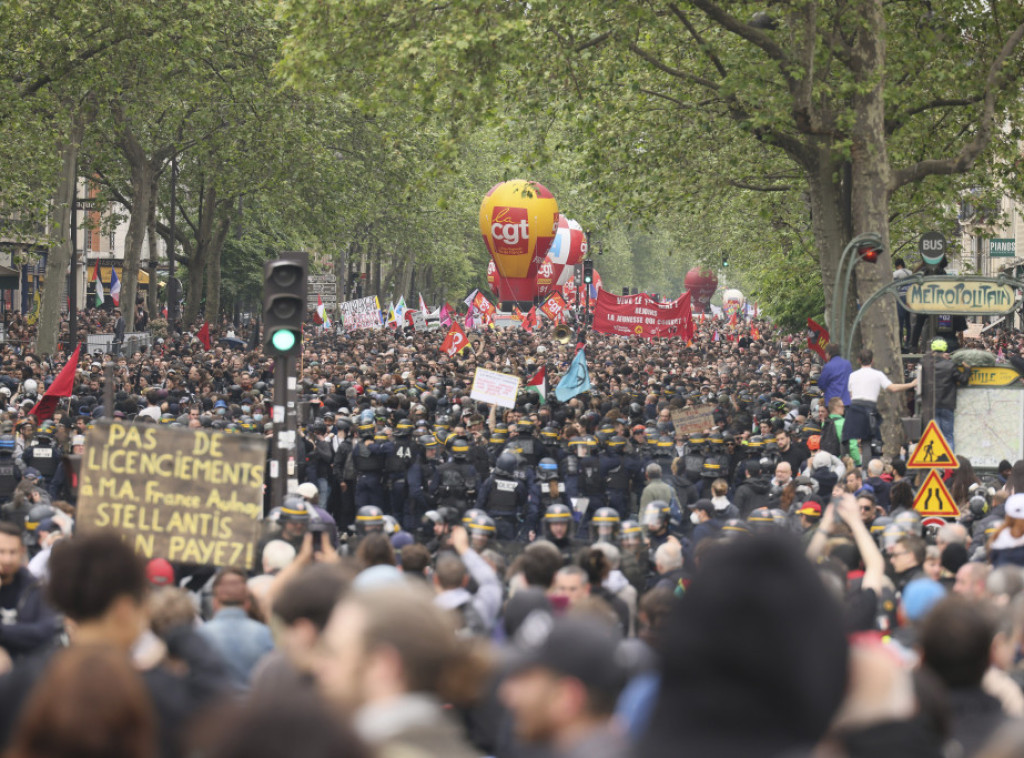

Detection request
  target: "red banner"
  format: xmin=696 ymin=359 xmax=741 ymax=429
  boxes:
xmin=807 ymin=318 xmax=829 ymax=360
xmin=592 ymin=290 xmax=693 ymax=339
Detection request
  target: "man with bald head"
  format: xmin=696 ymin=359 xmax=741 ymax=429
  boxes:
xmin=772 ymin=461 xmax=793 ymax=490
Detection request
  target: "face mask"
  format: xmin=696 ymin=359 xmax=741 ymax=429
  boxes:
xmin=241 ymin=405 xmax=251 ymax=414
xmin=253 ymin=414 xmax=263 ymax=422
xmin=690 ymin=512 xmax=701 ymax=525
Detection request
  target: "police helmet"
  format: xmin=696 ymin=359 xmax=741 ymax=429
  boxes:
xmin=892 ymin=509 xmax=923 ymax=537
xmin=0 ymin=434 xmax=14 ymax=453
xmin=747 ymin=507 xmax=776 ymax=531
xmin=542 ymin=503 xmax=574 ymax=540
xmin=516 ymin=419 xmax=535 ymax=436
xmin=466 ymin=511 xmax=496 ymax=550
xmin=606 ymin=435 xmax=627 ymax=450
xmin=620 ymin=519 xmax=643 ymax=548
xmin=24 ymin=504 xmax=58 ymax=545
xmin=536 ymin=457 xmax=559 ymax=481
xmin=382 ymin=514 xmax=400 ymax=536
xmin=495 ymin=452 xmax=518 ymax=475
xmin=640 ymin=501 xmax=671 ymax=535
xmin=355 ymin=505 xmax=385 ymax=535
xmin=721 ymin=519 xmax=752 ymax=538
xmin=769 ymin=508 xmax=790 ymax=528
xmin=450 ymin=437 xmax=470 ymax=461
xmin=395 ymin=419 xmax=414 ymax=437
xmin=589 ymin=507 xmax=621 ymax=543
xmin=279 ymin=495 xmax=311 ymax=524
xmin=357 ymin=422 xmax=375 ymax=439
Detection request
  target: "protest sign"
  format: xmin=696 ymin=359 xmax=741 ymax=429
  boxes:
xmin=671 ymin=405 xmax=716 ymax=436
xmin=338 ymin=295 xmax=382 ymax=331
xmin=470 ymin=367 xmax=521 ymax=408
xmin=76 ymin=423 xmax=265 ymax=569
xmin=592 ymin=290 xmax=693 ymax=339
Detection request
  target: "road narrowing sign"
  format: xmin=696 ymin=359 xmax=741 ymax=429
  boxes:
xmin=912 ymin=469 xmax=961 ymax=518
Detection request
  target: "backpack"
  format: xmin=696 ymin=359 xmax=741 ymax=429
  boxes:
xmin=820 ymin=418 xmax=843 ymax=457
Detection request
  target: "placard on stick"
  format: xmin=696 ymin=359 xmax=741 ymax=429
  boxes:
xmin=470 ymin=367 xmax=520 ymax=408
xmin=77 ymin=423 xmax=266 ymax=569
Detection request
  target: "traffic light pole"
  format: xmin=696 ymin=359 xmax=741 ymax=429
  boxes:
xmin=270 ymin=353 xmax=299 ymax=511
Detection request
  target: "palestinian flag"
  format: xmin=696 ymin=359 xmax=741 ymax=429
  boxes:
xmin=527 ymin=365 xmax=546 ymax=404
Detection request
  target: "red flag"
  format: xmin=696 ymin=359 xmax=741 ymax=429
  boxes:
xmin=441 ymin=322 xmax=470 ymax=356
xmin=540 ymin=292 xmax=569 ymax=322
xmin=751 ymin=324 xmax=761 ymax=341
xmin=728 ymin=312 xmax=738 ymax=327
xmin=197 ymin=321 xmax=211 ymax=350
xmin=88 ymin=259 xmax=99 ymax=283
xmin=807 ymin=318 xmax=830 ymax=360
xmin=522 ymin=306 xmax=537 ymax=333
xmin=30 ymin=345 xmax=81 ymax=422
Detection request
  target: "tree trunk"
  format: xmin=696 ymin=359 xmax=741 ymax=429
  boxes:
xmin=120 ymin=153 xmax=153 ymax=332
xmin=204 ymin=211 xmax=231 ymax=333
xmin=807 ymin=150 xmax=853 ymax=328
xmin=182 ymin=184 xmax=217 ymax=326
xmin=146 ymin=173 xmax=159 ymax=320
xmin=850 ymin=0 xmax=904 ymax=455
xmin=37 ymin=115 xmax=84 ymax=356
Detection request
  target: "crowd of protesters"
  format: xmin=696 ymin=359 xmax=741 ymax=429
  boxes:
xmin=0 ymin=298 xmax=1021 ymax=757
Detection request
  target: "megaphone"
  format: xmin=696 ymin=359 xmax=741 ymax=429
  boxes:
xmin=554 ymin=324 xmax=573 ymax=344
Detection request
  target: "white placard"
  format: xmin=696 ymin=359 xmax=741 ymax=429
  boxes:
xmin=470 ymin=367 xmax=521 ymax=408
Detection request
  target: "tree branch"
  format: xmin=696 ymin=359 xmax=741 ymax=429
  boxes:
xmin=886 ymin=95 xmax=985 ymax=135
xmin=891 ymin=20 xmax=1024 ymax=190
xmin=667 ymin=3 xmax=727 ymax=78
xmin=687 ymin=0 xmax=796 ymax=87
xmin=627 ymin=43 xmax=720 ymax=90
xmin=725 ymin=179 xmax=794 ymax=192
xmin=575 ymin=31 xmax=612 ymax=52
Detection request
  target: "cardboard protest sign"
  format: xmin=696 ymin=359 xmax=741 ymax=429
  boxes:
xmin=671 ymin=406 xmax=716 ymax=437
xmin=77 ymin=423 xmax=266 ymax=569
xmin=470 ymin=367 xmax=521 ymax=408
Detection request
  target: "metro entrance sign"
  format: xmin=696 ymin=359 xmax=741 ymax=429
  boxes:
xmin=902 ymin=276 xmax=1017 ymax=315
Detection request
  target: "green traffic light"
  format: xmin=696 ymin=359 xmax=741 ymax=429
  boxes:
xmin=271 ymin=329 xmax=296 ymax=352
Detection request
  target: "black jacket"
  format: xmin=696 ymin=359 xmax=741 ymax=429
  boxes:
xmin=0 ymin=567 xmax=59 ymax=657
xmin=734 ymin=476 xmax=773 ymax=517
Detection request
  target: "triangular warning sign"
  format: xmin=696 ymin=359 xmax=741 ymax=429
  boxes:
xmin=907 ymin=420 xmax=958 ymax=469
xmin=912 ymin=469 xmax=961 ymax=518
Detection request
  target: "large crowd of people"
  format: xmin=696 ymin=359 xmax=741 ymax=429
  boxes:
xmin=0 ymin=299 xmax=1021 ymax=757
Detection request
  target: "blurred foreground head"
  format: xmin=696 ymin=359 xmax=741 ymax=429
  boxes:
xmin=640 ymin=535 xmax=849 ymax=758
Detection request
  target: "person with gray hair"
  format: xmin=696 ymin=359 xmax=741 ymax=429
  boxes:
xmin=593 ymin=542 xmax=637 ymax=635
xmin=640 ymin=463 xmax=676 ymax=509
xmin=653 ymin=540 xmax=685 ymax=593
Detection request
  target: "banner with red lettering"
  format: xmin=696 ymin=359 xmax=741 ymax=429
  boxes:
xmin=540 ymin=292 xmax=569 ymax=322
xmin=592 ymin=290 xmax=693 ymax=339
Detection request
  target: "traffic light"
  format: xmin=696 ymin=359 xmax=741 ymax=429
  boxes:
xmin=722 ymin=253 xmax=729 ymax=268
xmin=583 ymin=259 xmax=594 ymax=284
xmin=856 ymin=239 xmax=882 ymax=263
xmin=263 ymin=256 xmax=308 ymax=356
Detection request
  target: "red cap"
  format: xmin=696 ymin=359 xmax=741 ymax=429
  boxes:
xmin=796 ymin=502 xmax=822 ymax=517
xmin=146 ymin=558 xmax=175 ymax=587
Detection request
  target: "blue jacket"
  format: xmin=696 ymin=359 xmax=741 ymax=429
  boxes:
xmin=198 ymin=607 xmax=274 ymax=690
xmin=818 ymin=356 xmax=852 ymax=406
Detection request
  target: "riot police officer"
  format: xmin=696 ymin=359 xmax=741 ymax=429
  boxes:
xmin=435 ymin=438 xmax=479 ymax=515
xmin=541 ymin=503 xmax=582 ymax=563
xmin=346 ymin=422 xmax=390 ymax=511
xmin=477 ymin=452 xmax=530 ymax=541
xmin=407 ymin=434 xmax=440 ymax=531
xmin=22 ymin=422 xmax=58 ymax=488
xmin=535 ymin=457 xmax=566 ymax=511
xmin=588 ymin=506 xmax=621 ymax=544
xmin=0 ymin=434 xmax=23 ymax=508
xmin=600 ymin=435 xmax=631 ymax=520
xmin=385 ymin=420 xmax=417 ymax=527
xmin=465 ymin=510 xmax=497 ymax=553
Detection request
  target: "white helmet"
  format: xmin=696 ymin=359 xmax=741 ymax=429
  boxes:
xmin=22 ymin=379 xmax=37 ymax=397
